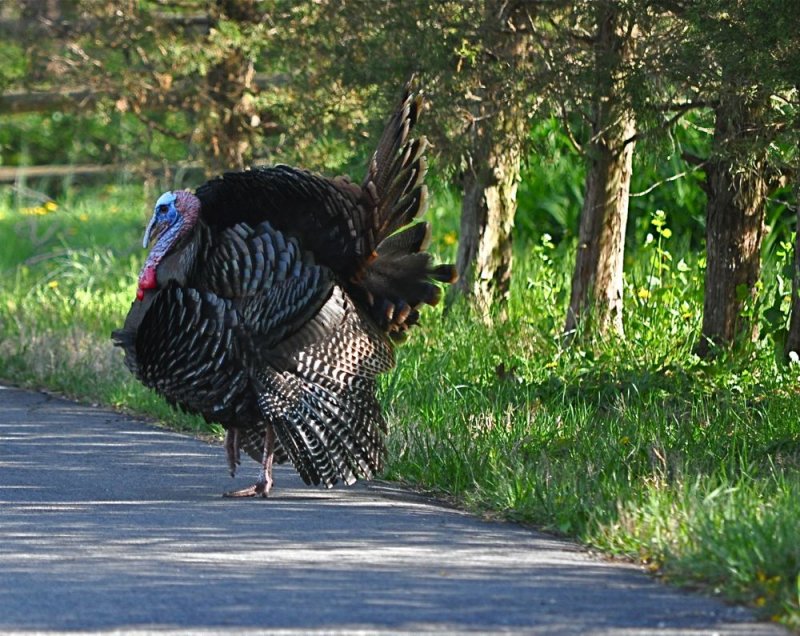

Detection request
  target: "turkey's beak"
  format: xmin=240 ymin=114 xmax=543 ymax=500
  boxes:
xmin=142 ymin=214 xmax=160 ymax=248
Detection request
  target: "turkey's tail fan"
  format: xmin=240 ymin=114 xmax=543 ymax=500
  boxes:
xmin=354 ymin=87 xmax=457 ymax=340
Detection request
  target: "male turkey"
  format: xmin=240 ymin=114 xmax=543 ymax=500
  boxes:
xmin=112 ymin=87 xmax=455 ymax=497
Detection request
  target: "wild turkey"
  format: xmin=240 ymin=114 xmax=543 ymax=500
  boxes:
xmin=112 ymin=87 xmax=456 ymax=497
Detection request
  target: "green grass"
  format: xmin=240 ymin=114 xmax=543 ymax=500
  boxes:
xmin=0 ymin=183 xmax=798 ymax=629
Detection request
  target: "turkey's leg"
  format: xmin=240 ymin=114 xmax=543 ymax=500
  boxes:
xmin=223 ymin=425 xmax=275 ymax=498
xmin=224 ymin=428 xmax=241 ymax=477
xmin=258 ymin=424 xmax=276 ymax=495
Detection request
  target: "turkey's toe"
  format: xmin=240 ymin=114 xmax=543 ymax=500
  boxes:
xmin=222 ymin=481 xmax=270 ymax=498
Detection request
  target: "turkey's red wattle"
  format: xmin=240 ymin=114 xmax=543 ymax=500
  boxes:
xmin=136 ymin=266 xmax=157 ymax=300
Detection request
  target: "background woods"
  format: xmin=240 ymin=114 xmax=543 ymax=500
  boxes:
xmin=2 ymin=0 xmax=800 ymax=626
xmin=3 ymin=0 xmax=799 ymax=354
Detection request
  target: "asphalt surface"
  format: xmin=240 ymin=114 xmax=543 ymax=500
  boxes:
xmin=0 ymin=384 xmax=789 ymax=635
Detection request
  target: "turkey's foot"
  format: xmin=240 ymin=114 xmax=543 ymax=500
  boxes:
xmin=223 ymin=479 xmax=271 ymax=498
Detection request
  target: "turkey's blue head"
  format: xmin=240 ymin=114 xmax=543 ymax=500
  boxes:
xmin=136 ymin=190 xmax=201 ymax=301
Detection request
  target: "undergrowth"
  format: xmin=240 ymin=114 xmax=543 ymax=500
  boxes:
xmin=0 ymin=184 xmax=798 ymax=629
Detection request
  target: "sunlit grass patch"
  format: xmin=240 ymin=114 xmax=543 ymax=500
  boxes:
xmin=595 ymin=475 xmax=800 ymax=627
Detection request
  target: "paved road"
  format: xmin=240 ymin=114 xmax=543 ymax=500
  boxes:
xmin=0 ymin=385 xmax=788 ymax=635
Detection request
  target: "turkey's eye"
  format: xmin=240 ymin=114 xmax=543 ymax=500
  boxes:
xmin=157 ymin=204 xmax=169 ymax=215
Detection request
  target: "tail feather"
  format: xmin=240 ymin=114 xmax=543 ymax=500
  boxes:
xmin=384 ymin=181 xmax=428 ymax=238
xmin=352 ymin=86 xmax=456 ymax=335
xmin=364 ymin=89 xmax=429 ymax=242
xmin=430 ymin=263 xmax=458 ymax=283
xmin=377 ymin=223 xmax=431 ymax=258
xmin=366 ymin=92 xmax=423 ymax=196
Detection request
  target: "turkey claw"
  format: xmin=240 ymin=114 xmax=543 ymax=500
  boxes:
xmin=223 ymin=482 xmax=271 ymax=498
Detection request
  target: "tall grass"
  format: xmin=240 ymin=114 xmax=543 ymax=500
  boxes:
xmin=0 ymin=183 xmax=798 ymax=628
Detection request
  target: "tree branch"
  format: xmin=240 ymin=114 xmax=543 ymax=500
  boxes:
xmin=681 ymin=151 xmax=707 ymax=167
xmin=623 ymin=100 xmax=709 ymax=147
xmin=630 ymin=163 xmax=705 ymax=197
xmin=559 ymin=102 xmax=583 ymax=153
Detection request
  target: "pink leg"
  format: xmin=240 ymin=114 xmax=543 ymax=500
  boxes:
xmin=223 ymin=425 xmax=275 ymax=498
xmin=224 ymin=428 xmax=241 ymax=477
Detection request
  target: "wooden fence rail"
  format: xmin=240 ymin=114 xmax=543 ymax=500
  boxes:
xmin=0 ymin=163 xmax=205 ymax=184
xmin=0 ymin=88 xmax=98 ymax=116
xmin=0 ymin=73 xmax=284 ymax=115
xmin=0 ymin=14 xmax=211 ymax=38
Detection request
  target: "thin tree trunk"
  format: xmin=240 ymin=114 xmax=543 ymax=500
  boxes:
xmin=785 ymin=192 xmax=800 ymax=357
xmin=452 ymin=0 xmax=529 ymax=321
xmin=784 ymin=132 xmax=800 ymax=360
xmin=564 ymin=5 xmax=636 ymax=339
xmin=455 ymin=112 xmax=523 ymax=319
xmin=205 ymin=0 xmax=259 ymax=171
xmin=697 ymin=93 xmax=767 ymax=357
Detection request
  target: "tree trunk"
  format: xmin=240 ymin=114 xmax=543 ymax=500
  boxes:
xmin=697 ymin=93 xmax=767 ymax=357
xmin=204 ymin=0 xmax=260 ymax=171
xmin=452 ymin=1 xmax=529 ymax=320
xmin=455 ymin=112 xmax=523 ymax=319
xmin=785 ymin=191 xmax=800 ymax=358
xmin=564 ymin=5 xmax=636 ymax=339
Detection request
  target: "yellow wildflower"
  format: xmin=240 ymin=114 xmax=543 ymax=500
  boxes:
xmin=637 ymin=288 xmax=651 ymax=300
xmin=443 ymin=232 xmax=457 ymax=246
xmin=44 ymin=201 xmax=58 ymax=212
xmin=47 ymin=280 xmax=59 ymax=289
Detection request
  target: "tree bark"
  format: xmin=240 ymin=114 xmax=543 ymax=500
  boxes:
xmin=456 ymin=110 xmax=524 ymax=320
xmin=697 ymin=92 xmax=767 ymax=357
xmin=204 ymin=0 xmax=260 ymax=172
xmin=452 ymin=0 xmax=529 ymax=320
xmin=785 ymin=190 xmax=800 ymax=358
xmin=564 ymin=5 xmax=637 ymax=339
xmin=783 ymin=129 xmax=800 ymax=360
